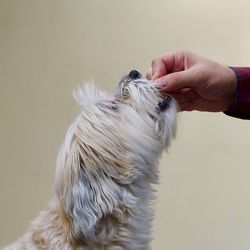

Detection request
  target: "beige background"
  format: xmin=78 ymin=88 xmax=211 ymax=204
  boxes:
xmin=1 ymin=0 xmax=250 ymax=249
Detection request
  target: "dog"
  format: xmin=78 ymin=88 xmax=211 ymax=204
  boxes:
xmin=4 ymin=70 xmax=177 ymax=250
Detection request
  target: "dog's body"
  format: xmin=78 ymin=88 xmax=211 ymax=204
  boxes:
xmin=4 ymin=71 xmax=177 ymax=250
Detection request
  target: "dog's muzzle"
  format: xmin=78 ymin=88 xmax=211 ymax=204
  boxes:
xmin=128 ymin=69 xmax=172 ymax=112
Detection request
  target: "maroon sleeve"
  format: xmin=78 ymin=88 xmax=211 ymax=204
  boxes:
xmin=224 ymin=67 xmax=250 ymax=119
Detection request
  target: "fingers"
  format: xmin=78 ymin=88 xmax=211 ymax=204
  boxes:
xmin=151 ymin=57 xmax=168 ymax=80
xmin=146 ymin=59 xmax=167 ymax=80
xmin=155 ymin=67 xmax=202 ymax=93
xmin=147 ymin=51 xmax=191 ymax=80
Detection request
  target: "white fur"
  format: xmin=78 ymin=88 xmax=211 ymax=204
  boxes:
xmin=4 ymin=75 xmax=177 ymax=250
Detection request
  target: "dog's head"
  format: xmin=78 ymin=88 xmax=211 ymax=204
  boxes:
xmin=55 ymin=70 xmax=177 ymax=245
xmin=116 ymin=70 xmax=177 ymax=147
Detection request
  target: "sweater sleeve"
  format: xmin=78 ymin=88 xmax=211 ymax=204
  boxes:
xmin=224 ymin=67 xmax=250 ymax=120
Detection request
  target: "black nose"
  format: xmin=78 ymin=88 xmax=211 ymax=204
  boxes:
xmin=129 ymin=70 xmax=141 ymax=79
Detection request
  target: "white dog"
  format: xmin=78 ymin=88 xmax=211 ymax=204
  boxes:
xmin=4 ymin=70 xmax=177 ymax=250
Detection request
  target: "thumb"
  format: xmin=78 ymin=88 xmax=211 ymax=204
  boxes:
xmin=154 ymin=68 xmax=200 ymax=92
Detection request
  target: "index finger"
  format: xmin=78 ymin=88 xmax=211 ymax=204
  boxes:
xmin=151 ymin=57 xmax=167 ymax=80
xmin=151 ymin=51 xmax=188 ymax=80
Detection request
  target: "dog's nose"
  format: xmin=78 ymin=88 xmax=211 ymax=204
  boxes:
xmin=128 ymin=70 xmax=141 ymax=79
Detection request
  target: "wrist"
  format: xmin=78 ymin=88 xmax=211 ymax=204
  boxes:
xmin=225 ymin=67 xmax=237 ymax=111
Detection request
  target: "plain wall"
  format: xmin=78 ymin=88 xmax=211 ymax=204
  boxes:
xmin=1 ymin=1 xmax=250 ymax=249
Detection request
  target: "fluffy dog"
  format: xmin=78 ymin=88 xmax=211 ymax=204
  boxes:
xmin=4 ymin=70 xmax=177 ymax=250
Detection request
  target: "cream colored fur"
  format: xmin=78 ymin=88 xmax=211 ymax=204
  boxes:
xmin=4 ymin=74 xmax=177 ymax=250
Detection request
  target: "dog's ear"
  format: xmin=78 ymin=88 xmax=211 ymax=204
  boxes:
xmin=74 ymin=82 xmax=121 ymax=115
xmin=54 ymin=86 xmax=133 ymax=243
xmin=73 ymin=82 xmax=109 ymax=108
xmin=55 ymin=131 xmax=123 ymax=244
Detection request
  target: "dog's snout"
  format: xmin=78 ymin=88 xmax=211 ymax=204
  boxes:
xmin=128 ymin=70 xmax=141 ymax=79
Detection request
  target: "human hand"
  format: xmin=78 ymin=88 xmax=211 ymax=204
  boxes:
xmin=147 ymin=51 xmax=237 ymax=112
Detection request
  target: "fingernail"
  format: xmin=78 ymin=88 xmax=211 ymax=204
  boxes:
xmin=154 ymin=78 xmax=165 ymax=88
